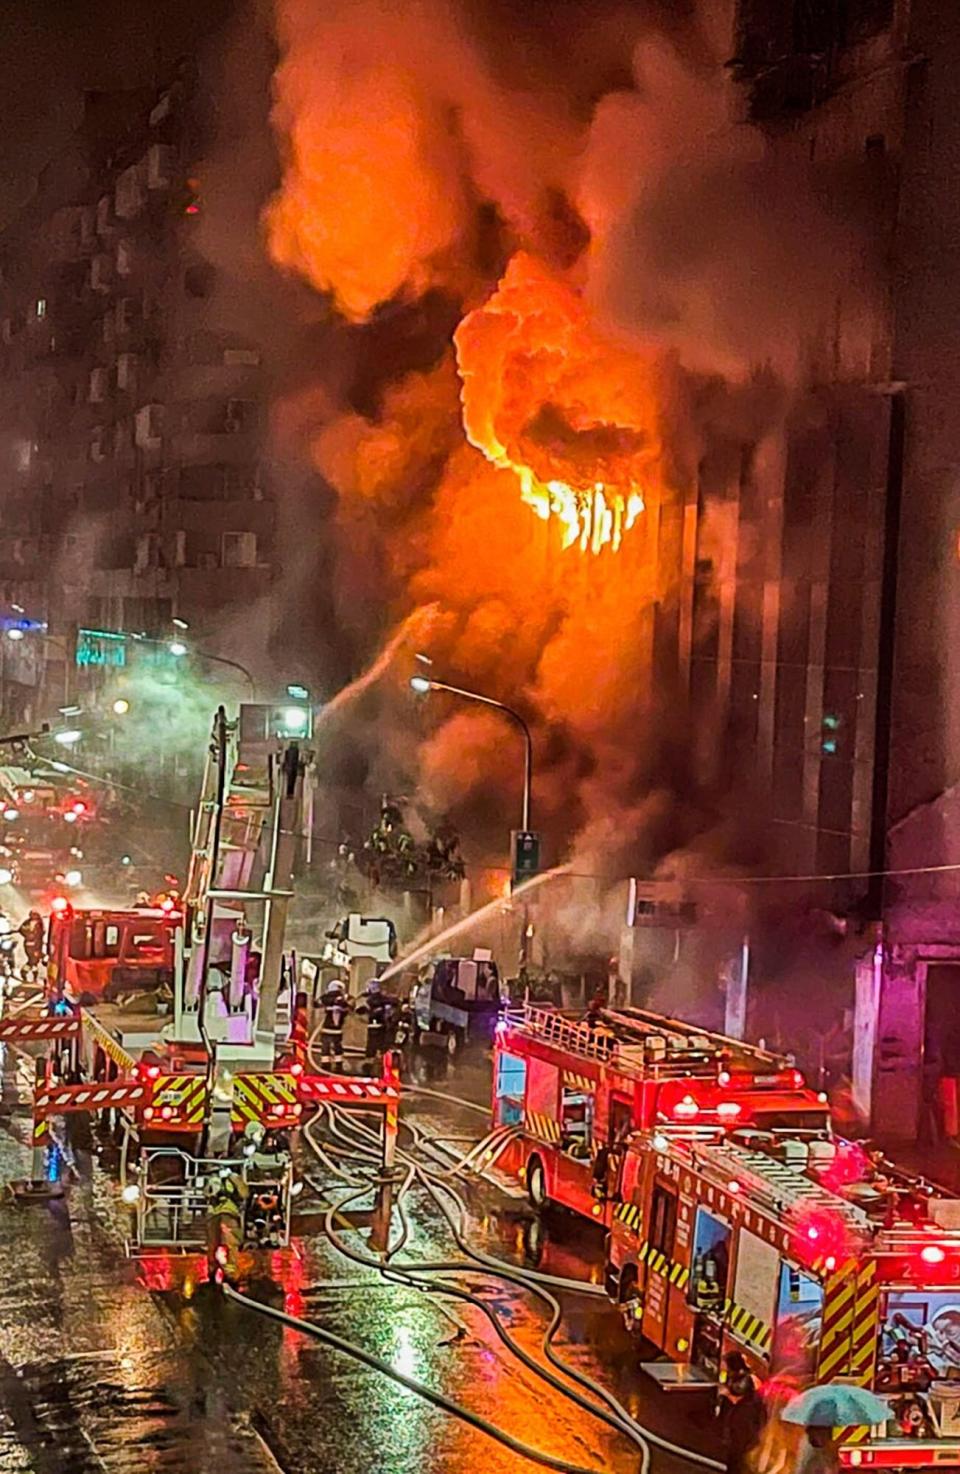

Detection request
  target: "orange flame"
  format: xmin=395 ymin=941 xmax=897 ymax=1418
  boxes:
xmin=454 ymin=253 xmax=659 ymax=553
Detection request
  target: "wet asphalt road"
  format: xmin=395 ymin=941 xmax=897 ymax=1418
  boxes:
xmin=0 ymin=1041 xmax=718 ymax=1474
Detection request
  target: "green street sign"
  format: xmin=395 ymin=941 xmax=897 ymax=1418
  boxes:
xmin=76 ymin=628 xmax=126 ymax=668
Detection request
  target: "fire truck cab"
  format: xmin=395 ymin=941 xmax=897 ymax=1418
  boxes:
xmin=493 ymin=1004 xmax=827 ymax=1224
xmin=47 ymin=904 xmax=177 ymax=1003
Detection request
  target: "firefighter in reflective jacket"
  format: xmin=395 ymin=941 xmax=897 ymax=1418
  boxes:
xmin=19 ymin=911 xmax=44 ymax=972
xmin=319 ymin=979 xmax=350 ymax=1070
xmin=205 ymin=1165 xmax=249 ymax=1281
xmin=357 ymin=978 xmax=392 ymax=1068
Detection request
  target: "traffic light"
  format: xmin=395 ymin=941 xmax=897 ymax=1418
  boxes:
xmin=821 ymin=713 xmax=841 ymax=755
xmin=511 ymin=830 xmax=541 ymax=891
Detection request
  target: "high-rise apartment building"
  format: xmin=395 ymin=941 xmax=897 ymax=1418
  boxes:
xmin=0 ymin=59 xmax=274 ymax=721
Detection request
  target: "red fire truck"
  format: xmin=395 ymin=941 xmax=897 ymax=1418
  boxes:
xmin=606 ymin=1124 xmax=960 ymax=1466
xmin=492 ymin=1004 xmax=828 ymax=1224
xmin=47 ymin=903 xmax=178 ymax=1003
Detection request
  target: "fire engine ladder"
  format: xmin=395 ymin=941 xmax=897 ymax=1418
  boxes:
xmin=177 ymin=707 xmax=311 ymax=1068
xmin=604 ymin=1006 xmax=788 ymax=1071
xmin=683 ymin=1137 xmax=872 ymax=1237
xmin=521 ymin=1005 xmax=762 ymax=1081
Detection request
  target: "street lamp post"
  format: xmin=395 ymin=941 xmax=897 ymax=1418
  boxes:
xmin=166 ymin=642 xmax=257 ymax=699
xmin=410 ymin=676 xmax=533 ymax=831
xmin=410 ymin=674 xmax=535 ymax=976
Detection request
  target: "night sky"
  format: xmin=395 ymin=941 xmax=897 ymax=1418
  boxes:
xmin=0 ymin=0 xmax=236 ymax=224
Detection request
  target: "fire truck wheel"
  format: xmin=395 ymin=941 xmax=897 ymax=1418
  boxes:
xmin=527 ymin=1155 xmax=546 ymax=1209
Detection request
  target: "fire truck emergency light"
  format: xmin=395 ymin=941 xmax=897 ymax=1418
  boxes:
xmin=921 ymin=1244 xmax=946 ymax=1264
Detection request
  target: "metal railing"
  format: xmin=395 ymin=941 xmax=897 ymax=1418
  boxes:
xmin=517 ymin=1004 xmax=731 ymax=1079
xmin=133 ymin=1147 xmax=222 ymax=1249
xmin=522 ymin=1005 xmax=617 ymax=1061
xmin=128 ymin=1146 xmax=295 ymax=1253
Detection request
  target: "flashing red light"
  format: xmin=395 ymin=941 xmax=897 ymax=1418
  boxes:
xmin=790 ymin=1069 xmax=805 ymax=1089
xmin=160 ymin=1106 xmax=173 ymax=1120
xmin=824 ymin=1255 xmax=837 ymax=1271
xmin=921 ymin=1244 xmax=946 ymax=1265
xmin=718 ymin=1070 xmax=731 ymax=1086
xmin=71 ymin=801 xmax=86 ymax=815
xmin=50 ymin=896 xmax=69 ymax=914
xmin=717 ymin=1101 xmax=742 ymax=1121
xmin=728 ymin=1179 xmax=741 ymax=1194
xmin=185 ymin=203 xmax=200 ymax=215
xmin=146 ymin=1065 xmax=160 ymax=1080
xmin=160 ymin=897 xmax=176 ymax=913
xmin=143 ymin=1106 xmax=154 ymax=1121
xmin=673 ymin=1095 xmax=699 ymax=1120
xmin=807 ymin=1226 xmax=820 ymax=1242
xmin=290 ymin=1061 xmax=304 ymax=1077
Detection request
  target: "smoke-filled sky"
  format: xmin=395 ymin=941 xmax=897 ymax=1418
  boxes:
xmin=257 ymin=0 xmax=879 ymax=884
xmin=0 ymin=0 xmax=879 ymax=896
xmin=0 ymin=0 xmax=236 ymax=223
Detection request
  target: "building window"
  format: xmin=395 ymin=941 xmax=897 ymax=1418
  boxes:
xmin=221 ymin=531 xmax=257 ymax=568
xmin=224 ymin=399 xmax=255 ymax=434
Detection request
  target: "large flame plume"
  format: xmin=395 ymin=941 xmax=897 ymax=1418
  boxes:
xmin=455 ymin=253 xmax=654 ymax=554
xmin=262 ymin=0 xmax=874 ymax=880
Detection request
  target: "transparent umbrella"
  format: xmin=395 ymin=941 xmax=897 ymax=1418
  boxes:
xmin=782 ymin=1383 xmax=890 ymax=1428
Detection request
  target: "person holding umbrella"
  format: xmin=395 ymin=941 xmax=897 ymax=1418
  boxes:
xmin=783 ymin=1382 xmax=890 ymax=1474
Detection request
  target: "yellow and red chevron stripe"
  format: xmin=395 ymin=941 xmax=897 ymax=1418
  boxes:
xmin=817 ymin=1258 xmax=860 ymax=1380
xmin=231 ymin=1071 xmax=301 ymax=1129
xmin=524 ymin=1110 xmax=561 ymax=1144
xmin=562 ymin=1070 xmax=595 ymax=1093
xmin=148 ymin=1073 xmax=207 ymax=1127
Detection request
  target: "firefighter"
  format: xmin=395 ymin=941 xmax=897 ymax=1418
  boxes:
xmin=19 ymin=910 xmax=44 ymax=976
xmin=319 ymin=978 xmax=350 ymax=1070
xmin=243 ymin=1120 xmax=287 ymax=1175
xmin=357 ymin=978 xmax=393 ymax=1068
xmin=584 ymin=990 xmax=607 ymax=1031
xmin=205 ymin=1164 xmax=249 ymax=1282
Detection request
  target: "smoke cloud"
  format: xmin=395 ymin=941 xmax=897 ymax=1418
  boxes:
xmin=262 ymin=0 xmax=879 ymax=903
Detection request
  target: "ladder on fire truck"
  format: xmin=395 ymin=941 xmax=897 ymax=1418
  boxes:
xmin=177 ymin=704 xmax=310 ymax=1067
xmin=520 ymin=1003 xmax=795 ymax=1080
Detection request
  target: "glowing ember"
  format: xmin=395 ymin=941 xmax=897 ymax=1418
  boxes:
xmin=454 ymin=253 xmax=656 ymax=553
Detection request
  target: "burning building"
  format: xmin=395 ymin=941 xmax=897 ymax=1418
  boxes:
xmin=263 ymin=0 xmax=960 ymax=1139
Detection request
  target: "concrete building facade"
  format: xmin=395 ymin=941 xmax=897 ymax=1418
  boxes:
xmin=0 ymin=60 xmax=274 ymax=722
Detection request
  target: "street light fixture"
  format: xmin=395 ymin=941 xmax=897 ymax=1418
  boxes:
xmin=168 ymin=640 xmax=188 ymax=658
xmin=409 ymin=675 xmax=533 ymax=831
xmin=53 ymin=729 xmax=82 ymax=747
xmin=112 ymin=698 xmax=130 ymax=716
xmin=411 ymin=671 xmax=537 ymax=977
xmin=5 ymin=628 xmax=24 ymax=643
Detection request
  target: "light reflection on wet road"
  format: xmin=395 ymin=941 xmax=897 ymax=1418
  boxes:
xmin=0 ymin=1043 xmax=716 ymax=1473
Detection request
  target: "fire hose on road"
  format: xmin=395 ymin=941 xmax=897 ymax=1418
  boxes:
xmin=302 ymin=1100 xmax=725 ymax=1474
